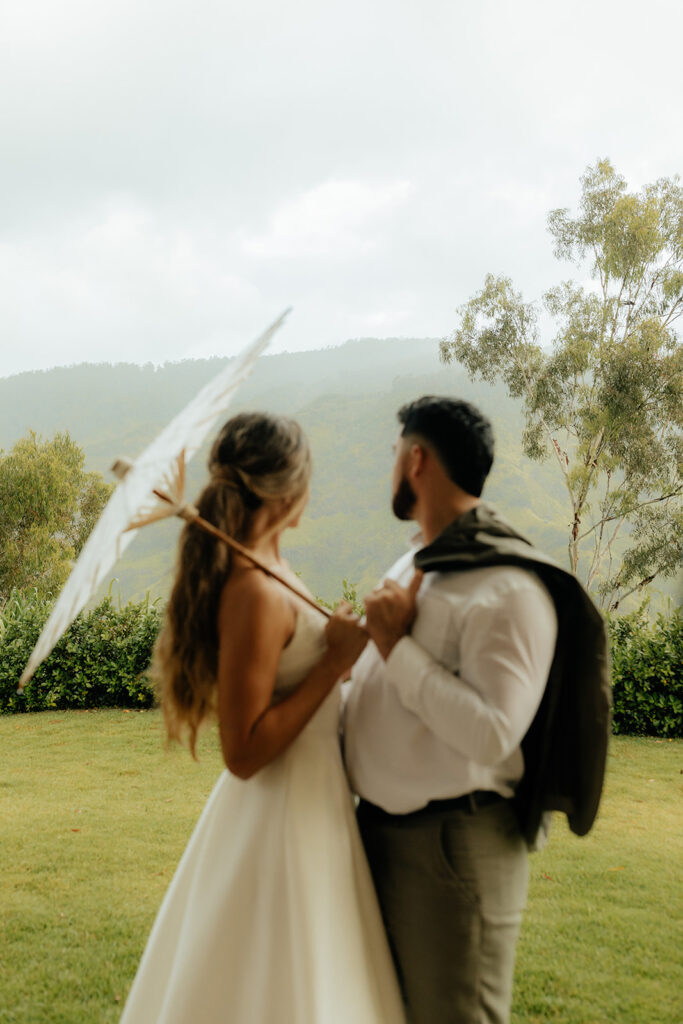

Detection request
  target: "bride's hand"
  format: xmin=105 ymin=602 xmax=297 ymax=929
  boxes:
xmin=324 ymin=602 xmax=368 ymax=677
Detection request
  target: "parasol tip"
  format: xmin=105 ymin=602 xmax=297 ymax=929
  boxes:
xmin=111 ymin=456 xmax=134 ymax=480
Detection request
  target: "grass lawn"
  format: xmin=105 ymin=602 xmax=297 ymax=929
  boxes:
xmin=1 ymin=712 xmax=681 ymax=1024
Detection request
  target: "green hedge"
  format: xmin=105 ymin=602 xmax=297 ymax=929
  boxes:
xmin=2 ymin=591 xmax=682 ymax=737
xmin=608 ymin=606 xmax=682 ymax=738
xmin=0 ymin=591 xmax=161 ymax=713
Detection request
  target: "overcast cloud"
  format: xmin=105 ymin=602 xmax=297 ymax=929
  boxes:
xmin=1 ymin=0 xmax=682 ymax=377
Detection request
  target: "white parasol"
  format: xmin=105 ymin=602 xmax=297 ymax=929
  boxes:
xmin=19 ymin=310 xmax=329 ymax=691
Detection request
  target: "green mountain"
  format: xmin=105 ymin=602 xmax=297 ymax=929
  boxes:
xmin=0 ymin=338 xmax=628 ymax=605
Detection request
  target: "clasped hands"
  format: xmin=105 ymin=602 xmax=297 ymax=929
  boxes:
xmin=363 ymin=569 xmax=423 ymax=659
xmin=326 ymin=569 xmax=423 ymax=672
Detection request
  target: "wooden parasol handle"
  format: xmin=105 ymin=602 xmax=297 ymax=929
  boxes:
xmin=152 ymin=489 xmax=331 ymax=619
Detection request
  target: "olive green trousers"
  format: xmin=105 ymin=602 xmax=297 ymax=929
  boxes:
xmin=357 ymin=797 xmax=529 ymax=1024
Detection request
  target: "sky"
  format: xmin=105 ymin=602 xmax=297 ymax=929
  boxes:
xmin=1 ymin=0 xmax=682 ymax=378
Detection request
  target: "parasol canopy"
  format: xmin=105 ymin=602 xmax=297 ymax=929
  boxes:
xmin=18 ymin=309 xmax=328 ymax=691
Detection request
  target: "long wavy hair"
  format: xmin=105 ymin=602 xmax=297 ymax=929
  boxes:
xmin=153 ymin=412 xmax=312 ymax=756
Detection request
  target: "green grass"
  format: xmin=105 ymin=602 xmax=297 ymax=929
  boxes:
xmin=0 ymin=710 xmax=224 ymax=1024
xmin=512 ymin=736 xmax=683 ymax=1023
xmin=1 ymin=715 xmax=681 ymax=1024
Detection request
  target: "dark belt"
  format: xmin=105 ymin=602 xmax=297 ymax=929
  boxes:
xmin=358 ymin=790 xmax=507 ymax=822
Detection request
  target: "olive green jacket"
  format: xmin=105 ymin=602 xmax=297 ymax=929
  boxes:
xmin=413 ymin=503 xmax=612 ymax=846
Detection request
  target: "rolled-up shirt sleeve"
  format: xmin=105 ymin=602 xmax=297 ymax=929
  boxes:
xmin=385 ymin=580 xmax=557 ymax=766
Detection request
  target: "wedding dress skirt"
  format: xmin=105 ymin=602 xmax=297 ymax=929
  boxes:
xmin=120 ymin=606 xmax=405 ymax=1023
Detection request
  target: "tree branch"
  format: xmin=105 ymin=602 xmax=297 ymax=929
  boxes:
xmin=663 ymin=295 xmax=683 ymax=329
xmin=597 ymin=516 xmax=628 ymax=608
xmin=609 ymin=573 xmax=659 ymax=613
xmin=578 ymin=488 xmax=682 ymax=542
xmin=631 ymin=253 xmax=678 ymax=326
xmin=609 ymin=277 xmax=627 ymax=346
xmin=586 ymin=467 xmax=614 ymax=585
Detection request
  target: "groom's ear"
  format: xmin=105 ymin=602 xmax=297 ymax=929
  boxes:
xmin=408 ymin=443 xmax=428 ymax=479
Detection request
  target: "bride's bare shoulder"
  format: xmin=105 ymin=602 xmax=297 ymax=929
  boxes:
xmin=219 ymin=567 xmax=294 ymax=628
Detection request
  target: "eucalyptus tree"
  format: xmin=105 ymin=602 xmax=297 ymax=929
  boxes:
xmin=441 ymin=160 xmax=682 ymax=610
xmin=0 ymin=431 xmax=113 ymax=602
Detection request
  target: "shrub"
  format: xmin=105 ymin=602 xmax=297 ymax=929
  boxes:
xmin=608 ymin=606 xmax=683 ymax=738
xmin=0 ymin=590 xmax=162 ymax=713
xmin=317 ymin=578 xmax=364 ymax=618
xmin=2 ymin=588 xmax=681 ymax=737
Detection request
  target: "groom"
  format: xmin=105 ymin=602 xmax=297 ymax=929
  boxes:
xmin=344 ymin=396 xmax=610 ymax=1024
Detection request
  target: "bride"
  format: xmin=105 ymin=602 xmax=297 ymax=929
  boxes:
xmin=120 ymin=412 xmax=405 ymax=1024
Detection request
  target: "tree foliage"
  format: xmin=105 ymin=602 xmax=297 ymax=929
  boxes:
xmin=0 ymin=431 xmax=114 ymax=602
xmin=441 ymin=160 xmax=683 ymax=610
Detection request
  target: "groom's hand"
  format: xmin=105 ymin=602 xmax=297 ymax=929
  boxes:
xmin=363 ymin=570 xmax=423 ymax=660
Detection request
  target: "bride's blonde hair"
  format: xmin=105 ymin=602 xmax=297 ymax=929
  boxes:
xmin=153 ymin=412 xmax=312 ymax=756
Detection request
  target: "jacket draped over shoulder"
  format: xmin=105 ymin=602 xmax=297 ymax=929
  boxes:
xmin=414 ymin=504 xmax=612 ymax=846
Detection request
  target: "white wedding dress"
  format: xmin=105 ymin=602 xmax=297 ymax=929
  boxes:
xmin=120 ymin=604 xmax=405 ymax=1023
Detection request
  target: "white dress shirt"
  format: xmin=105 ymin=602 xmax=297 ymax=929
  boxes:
xmin=343 ymin=546 xmax=558 ymax=814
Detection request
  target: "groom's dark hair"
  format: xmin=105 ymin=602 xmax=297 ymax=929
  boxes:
xmin=397 ymin=396 xmax=494 ymax=497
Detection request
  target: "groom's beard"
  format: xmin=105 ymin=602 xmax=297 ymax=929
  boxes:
xmin=392 ymin=475 xmax=416 ymax=521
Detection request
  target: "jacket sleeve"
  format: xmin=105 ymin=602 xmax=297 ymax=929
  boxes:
xmin=385 ymin=581 xmax=557 ymax=765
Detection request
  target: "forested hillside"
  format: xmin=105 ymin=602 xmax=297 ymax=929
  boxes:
xmin=0 ymin=338 xmax=604 ymax=603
